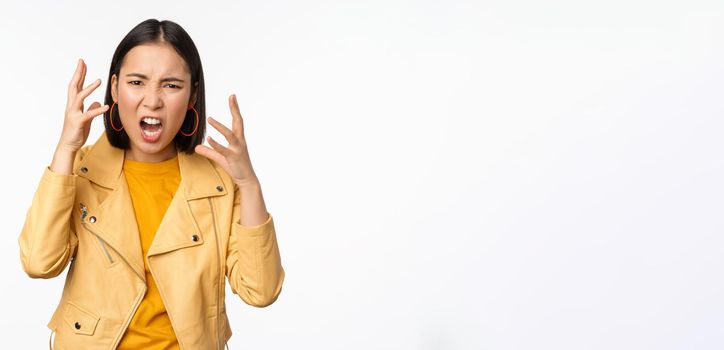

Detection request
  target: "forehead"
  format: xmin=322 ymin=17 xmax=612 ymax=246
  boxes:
xmin=120 ymin=43 xmax=190 ymax=78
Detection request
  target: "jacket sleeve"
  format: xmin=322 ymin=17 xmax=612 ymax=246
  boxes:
xmin=225 ymin=183 xmax=285 ymax=307
xmin=18 ymin=148 xmax=85 ymax=279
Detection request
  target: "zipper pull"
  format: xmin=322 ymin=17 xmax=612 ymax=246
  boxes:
xmin=79 ymin=203 xmax=88 ymax=219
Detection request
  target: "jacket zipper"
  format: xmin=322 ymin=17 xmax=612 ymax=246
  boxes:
xmin=208 ymin=197 xmax=223 ymax=350
xmin=96 ymin=236 xmax=114 ymax=263
xmin=81 ymin=221 xmax=147 ymax=350
xmin=147 ymin=257 xmax=184 ymax=349
xmin=110 ymin=284 xmax=146 ymax=349
xmin=79 ymin=203 xmax=114 ymax=264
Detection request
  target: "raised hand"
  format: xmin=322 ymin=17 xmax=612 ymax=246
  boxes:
xmin=195 ymin=94 xmax=259 ymax=187
xmin=58 ymin=58 xmax=109 ymax=153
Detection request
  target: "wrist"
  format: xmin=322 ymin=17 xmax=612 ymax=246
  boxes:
xmin=50 ymin=145 xmax=78 ymax=176
xmin=234 ymin=177 xmax=260 ymax=190
xmin=55 ymin=142 xmax=79 ymax=155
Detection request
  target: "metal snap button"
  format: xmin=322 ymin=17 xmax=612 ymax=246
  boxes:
xmin=216 ymin=185 xmax=224 ymax=192
xmin=80 ymin=167 xmax=88 ymax=173
xmin=89 ymin=216 xmax=97 ymax=223
xmin=192 ymin=234 xmax=199 ymax=242
xmin=74 ymin=322 xmax=81 ymax=329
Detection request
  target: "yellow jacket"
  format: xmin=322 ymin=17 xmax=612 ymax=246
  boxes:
xmin=18 ymin=132 xmax=285 ymax=349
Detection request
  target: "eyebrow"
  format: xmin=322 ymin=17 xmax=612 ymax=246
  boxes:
xmin=125 ymin=73 xmax=185 ymax=83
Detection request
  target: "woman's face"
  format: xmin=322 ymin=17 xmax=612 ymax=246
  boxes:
xmin=111 ymin=43 xmax=197 ymax=162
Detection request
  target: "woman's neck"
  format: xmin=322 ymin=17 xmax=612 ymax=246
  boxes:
xmin=125 ymin=143 xmax=177 ymax=163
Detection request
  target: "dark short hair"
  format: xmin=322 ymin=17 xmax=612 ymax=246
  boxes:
xmin=103 ymin=18 xmax=206 ymax=154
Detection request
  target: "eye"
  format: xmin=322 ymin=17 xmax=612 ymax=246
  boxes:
xmin=165 ymin=84 xmax=181 ymax=89
xmin=128 ymin=80 xmax=142 ymax=86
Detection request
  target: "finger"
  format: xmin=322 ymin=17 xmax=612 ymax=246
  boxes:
xmin=77 ymin=59 xmax=87 ymax=93
xmin=80 ymin=102 xmax=109 ymax=124
xmin=73 ymin=79 xmax=102 ymax=110
xmin=228 ymin=94 xmax=245 ymax=138
xmin=207 ymin=116 xmax=238 ymax=145
xmin=194 ymin=144 xmax=227 ymax=167
xmin=67 ymin=59 xmax=83 ymax=104
xmin=85 ymin=101 xmax=100 ymax=112
xmin=207 ymin=136 xmax=232 ymax=156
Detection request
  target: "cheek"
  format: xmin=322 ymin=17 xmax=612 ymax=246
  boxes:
xmin=166 ymin=96 xmax=191 ymax=125
xmin=117 ymin=89 xmax=140 ymax=121
xmin=118 ymin=86 xmax=141 ymax=102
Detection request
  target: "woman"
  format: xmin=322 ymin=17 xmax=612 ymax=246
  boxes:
xmin=17 ymin=18 xmax=285 ymax=350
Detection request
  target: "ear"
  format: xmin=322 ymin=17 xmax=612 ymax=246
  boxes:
xmin=110 ymin=74 xmax=118 ymax=102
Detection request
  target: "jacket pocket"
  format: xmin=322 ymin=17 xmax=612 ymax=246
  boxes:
xmin=62 ymin=301 xmax=100 ymax=336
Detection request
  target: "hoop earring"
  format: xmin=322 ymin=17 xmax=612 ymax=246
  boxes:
xmin=109 ymin=101 xmax=123 ymax=131
xmin=181 ymin=103 xmax=199 ymax=137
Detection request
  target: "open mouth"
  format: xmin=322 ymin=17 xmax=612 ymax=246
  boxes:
xmin=140 ymin=117 xmax=163 ymax=138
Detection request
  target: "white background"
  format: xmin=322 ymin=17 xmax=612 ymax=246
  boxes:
xmin=1 ymin=0 xmax=723 ymax=349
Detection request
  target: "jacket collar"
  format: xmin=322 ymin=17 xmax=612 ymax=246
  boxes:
xmin=75 ymin=132 xmax=228 ymax=200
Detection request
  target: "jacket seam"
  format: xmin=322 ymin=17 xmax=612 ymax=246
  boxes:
xmin=208 ymin=197 xmax=223 ymax=350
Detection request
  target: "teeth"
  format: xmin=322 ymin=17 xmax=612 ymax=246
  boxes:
xmin=142 ymin=127 xmax=162 ymax=137
xmin=142 ymin=117 xmax=161 ymax=125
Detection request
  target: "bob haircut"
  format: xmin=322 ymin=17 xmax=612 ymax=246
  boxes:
xmin=102 ymin=18 xmax=206 ymax=154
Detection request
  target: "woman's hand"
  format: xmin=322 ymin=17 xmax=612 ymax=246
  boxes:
xmin=195 ymin=94 xmax=259 ymax=187
xmin=58 ymin=58 xmax=109 ymax=152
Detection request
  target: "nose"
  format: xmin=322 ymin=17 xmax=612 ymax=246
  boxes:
xmin=142 ymin=85 xmax=164 ymax=109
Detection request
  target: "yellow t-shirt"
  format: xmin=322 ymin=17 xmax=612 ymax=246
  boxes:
xmin=117 ymin=155 xmax=181 ymax=350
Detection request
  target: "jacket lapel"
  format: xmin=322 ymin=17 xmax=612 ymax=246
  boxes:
xmin=147 ymin=151 xmax=228 ymax=257
xmin=75 ymin=132 xmax=229 ymax=281
xmin=84 ymin=171 xmax=146 ymax=280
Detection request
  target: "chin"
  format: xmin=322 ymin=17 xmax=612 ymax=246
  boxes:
xmin=129 ymin=135 xmax=174 ymax=153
